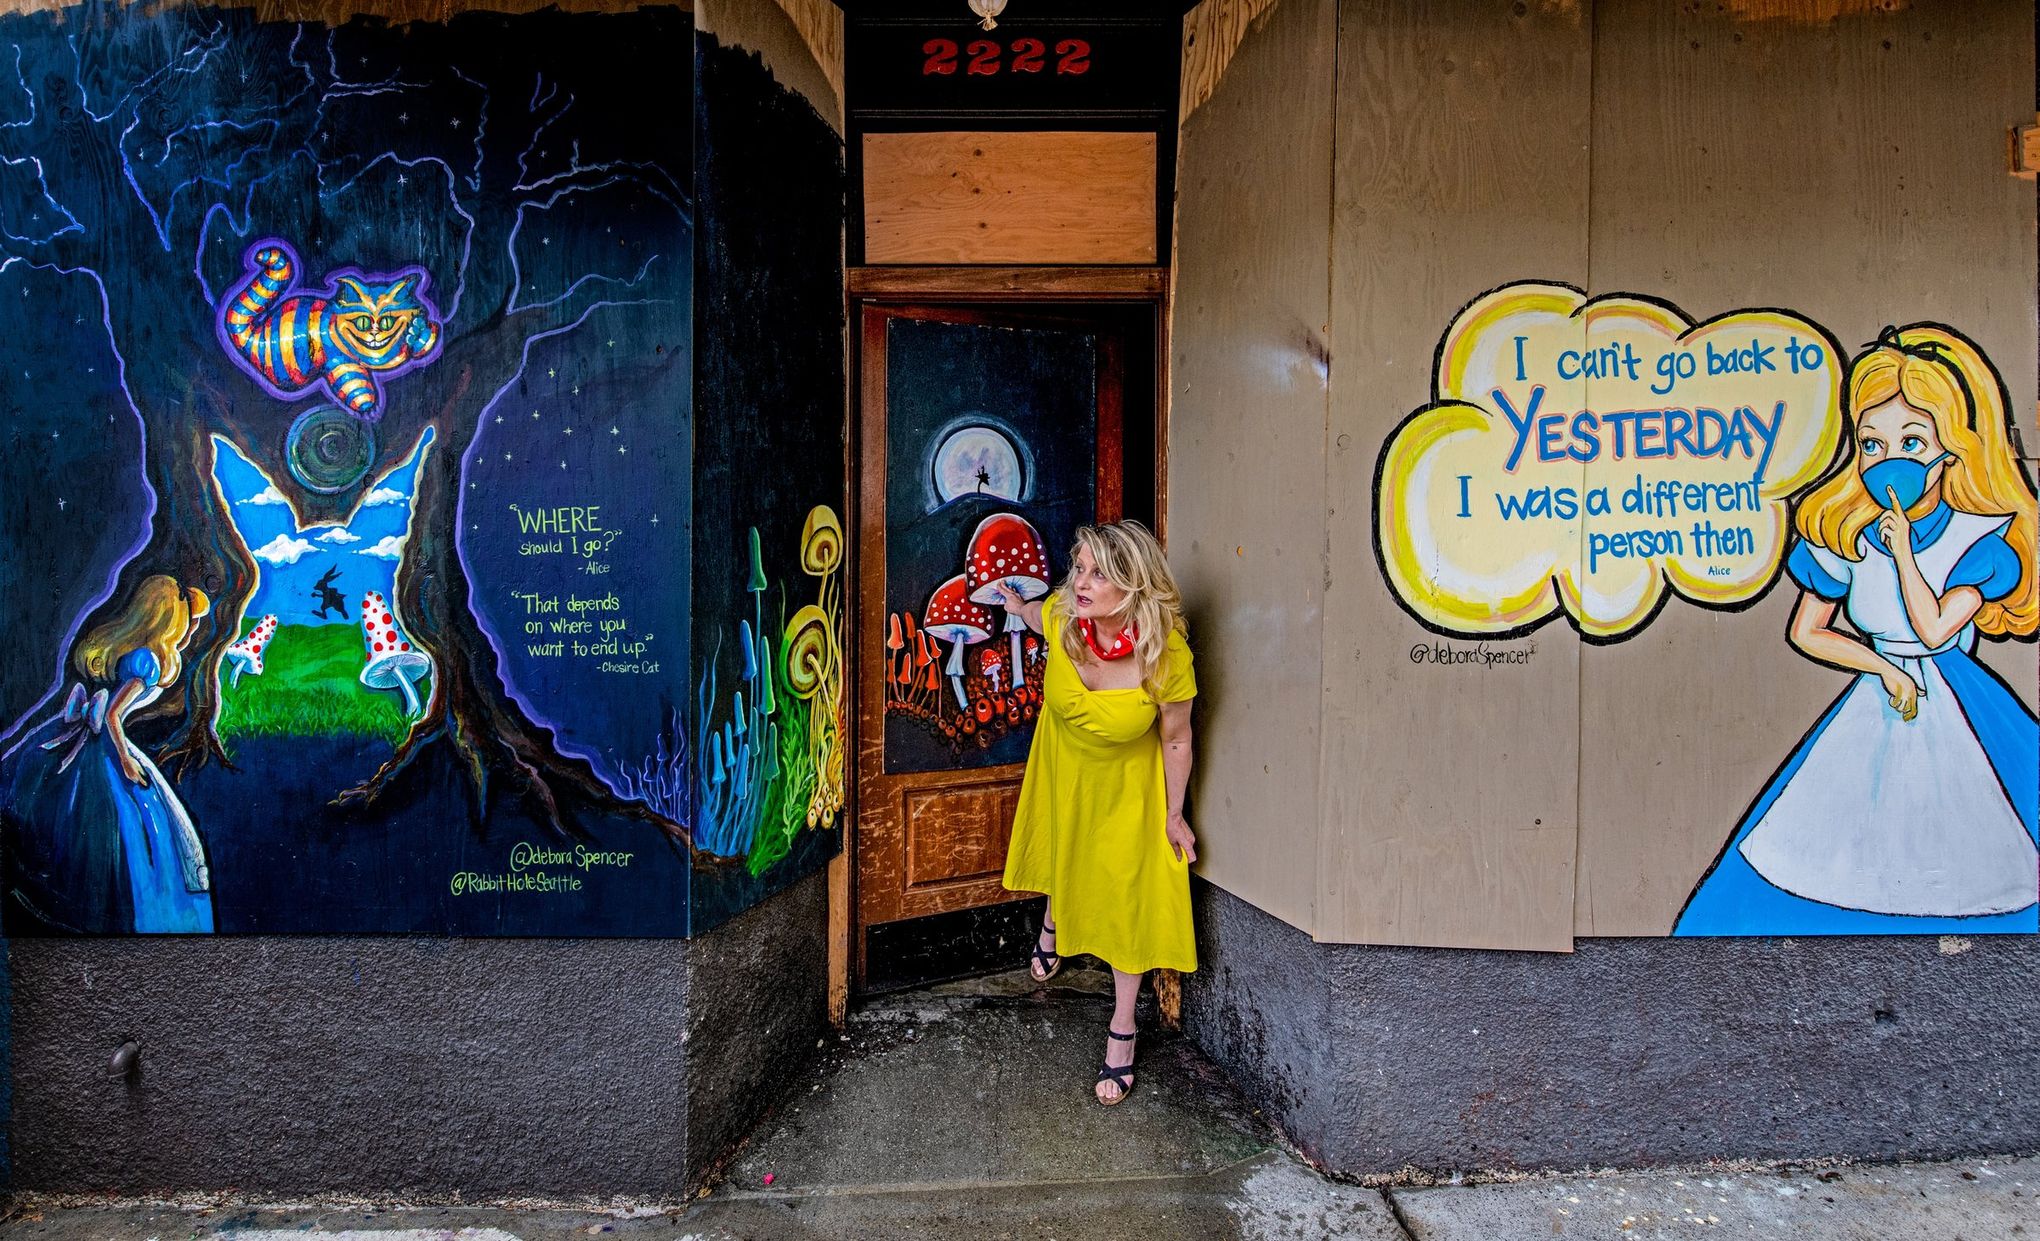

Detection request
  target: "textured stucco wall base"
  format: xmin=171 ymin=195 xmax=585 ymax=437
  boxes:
xmin=1185 ymin=879 xmax=2040 ymax=1175
xmin=4 ymin=870 xmax=825 ymax=1196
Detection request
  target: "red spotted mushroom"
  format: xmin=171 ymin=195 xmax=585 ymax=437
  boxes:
xmin=965 ymin=513 xmax=1051 ymax=690
xmin=223 ymin=614 xmax=278 ymax=687
xmin=358 ymin=591 xmax=432 ymax=718
xmin=923 ymin=574 xmax=992 ymax=711
xmin=978 ymin=644 xmax=1006 ymax=694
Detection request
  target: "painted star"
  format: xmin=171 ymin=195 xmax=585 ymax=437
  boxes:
xmin=451 ymin=117 xmax=461 ymax=129
xmin=396 ymin=174 xmax=408 ymax=186
xmin=494 ymin=414 xmax=503 ymax=424
xmin=560 ymin=460 xmax=567 ymax=470
xmin=571 ymin=386 xmax=580 ymax=396
xmin=618 ymin=445 xmax=627 ymax=455
xmin=607 ymin=339 xmax=616 ymax=349
xmin=650 ymin=514 xmax=660 ymax=527
xmin=56 ymin=497 xmax=66 ymax=510
xmin=547 ymin=367 xmax=556 ymax=378
xmin=609 ymin=426 xmax=619 ymax=436
xmin=503 ymin=451 xmax=513 ymax=460
xmin=531 ymin=409 xmax=541 ymax=419
xmin=541 ymin=236 xmax=550 ymax=246
xmin=563 ymin=427 xmax=573 ymax=436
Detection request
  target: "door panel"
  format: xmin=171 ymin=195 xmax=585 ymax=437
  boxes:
xmin=856 ymin=305 xmax=1123 ymax=954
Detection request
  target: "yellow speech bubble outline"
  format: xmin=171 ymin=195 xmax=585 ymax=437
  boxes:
xmin=1377 ymin=281 xmax=1845 ymax=641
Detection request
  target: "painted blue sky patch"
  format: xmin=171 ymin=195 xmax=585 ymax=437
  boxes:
xmin=212 ymin=429 xmax=433 ymax=628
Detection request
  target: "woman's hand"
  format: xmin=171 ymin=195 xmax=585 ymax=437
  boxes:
xmin=1877 ymin=486 xmax=1913 ymax=552
xmin=1880 ymin=665 xmax=1921 ymax=722
xmin=1166 ymin=812 xmax=1197 ymax=864
xmin=991 ymin=583 xmax=1028 ymax=614
xmin=117 ymin=745 xmax=151 ymax=788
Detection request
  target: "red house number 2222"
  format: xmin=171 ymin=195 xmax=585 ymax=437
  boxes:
xmin=921 ymin=38 xmax=1092 ymax=76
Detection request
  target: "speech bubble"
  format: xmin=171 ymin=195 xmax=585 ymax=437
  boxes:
xmin=1375 ymin=282 xmax=1844 ymax=640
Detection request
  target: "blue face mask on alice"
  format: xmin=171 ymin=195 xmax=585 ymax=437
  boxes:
xmin=1862 ymin=453 xmax=1948 ymax=513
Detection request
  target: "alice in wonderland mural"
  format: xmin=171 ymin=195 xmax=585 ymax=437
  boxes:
xmin=1375 ymin=283 xmax=2037 ymax=936
xmin=0 ymin=0 xmax=853 ymax=937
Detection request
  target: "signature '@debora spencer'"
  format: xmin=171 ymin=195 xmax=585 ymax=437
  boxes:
xmin=448 ymin=842 xmax=637 ymax=896
xmin=1408 ymin=642 xmax=1536 ymax=668
xmin=508 ymin=841 xmax=636 ymax=872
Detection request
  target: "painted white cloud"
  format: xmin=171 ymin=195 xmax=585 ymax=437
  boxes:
xmin=360 ymin=487 xmax=408 ymax=508
xmin=315 ymin=528 xmax=362 ymax=544
xmin=251 ymin=534 xmax=318 ymax=565
xmin=239 ymin=485 xmax=288 ymax=507
xmin=357 ymin=535 xmax=406 ymax=560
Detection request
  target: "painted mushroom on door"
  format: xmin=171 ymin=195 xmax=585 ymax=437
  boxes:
xmin=886 ymin=516 xmax=1050 ymax=754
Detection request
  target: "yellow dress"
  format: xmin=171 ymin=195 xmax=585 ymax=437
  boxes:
xmin=1002 ymin=593 xmax=1198 ymax=973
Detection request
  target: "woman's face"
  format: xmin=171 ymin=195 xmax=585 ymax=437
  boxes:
xmin=1068 ymin=544 xmax=1130 ymax=621
xmin=1856 ymin=395 xmax=1945 ymax=478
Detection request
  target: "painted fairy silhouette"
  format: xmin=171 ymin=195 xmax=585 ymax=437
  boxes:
xmin=1678 ymin=327 xmax=2038 ymax=935
xmin=217 ymin=240 xmax=442 ymax=421
xmin=0 ymin=576 xmax=217 ymax=934
xmin=310 ymin=565 xmax=349 ymax=621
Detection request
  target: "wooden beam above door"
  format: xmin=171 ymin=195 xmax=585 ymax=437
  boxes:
xmin=849 ymin=265 xmax=1168 ymax=299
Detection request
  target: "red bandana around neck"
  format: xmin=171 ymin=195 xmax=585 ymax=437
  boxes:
xmin=1077 ymin=617 xmax=1139 ymax=661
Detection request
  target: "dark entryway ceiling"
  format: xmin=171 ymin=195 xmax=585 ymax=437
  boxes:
xmin=833 ymin=1 xmax=1205 ymax=16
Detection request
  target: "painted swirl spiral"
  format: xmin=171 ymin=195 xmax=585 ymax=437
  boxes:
xmin=782 ymin=604 xmax=834 ymax=700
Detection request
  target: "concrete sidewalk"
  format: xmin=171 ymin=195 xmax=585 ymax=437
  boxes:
xmin=3 ymin=966 xmax=2033 ymax=1239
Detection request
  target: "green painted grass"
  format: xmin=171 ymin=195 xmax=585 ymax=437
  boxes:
xmin=216 ymin=621 xmax=430 ymax=748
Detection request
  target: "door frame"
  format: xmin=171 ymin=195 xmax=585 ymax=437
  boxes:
xmin=830 ymin=265 xmax=1171 ymax=1013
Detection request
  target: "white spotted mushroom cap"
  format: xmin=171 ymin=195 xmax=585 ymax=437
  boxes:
xmin=965 ymin=513 xmax=1051 ymax=605
xmin=225 ymin=614 xmax=278 ymax=676
xmin=923 ymin=574 xmax=993 ymax=645
xmin=358 ymin=591 xmax=431 ymax=688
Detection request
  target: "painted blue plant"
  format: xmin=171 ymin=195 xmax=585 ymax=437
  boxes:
xmin=616 ymin=704 xmax=691 ymax=824
xmin=692 ymin=528 xmax=781 ymax=857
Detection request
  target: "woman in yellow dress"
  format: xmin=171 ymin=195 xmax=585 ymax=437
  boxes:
xmin=993 ymin=520 xmax=1198 ymax=1106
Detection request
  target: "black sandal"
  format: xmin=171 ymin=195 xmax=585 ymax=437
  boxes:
xmin=1028 ymin=920 xmax=1062 ymax=982
xmin=1095 ymin=1026 xmax=1138 ymax=1106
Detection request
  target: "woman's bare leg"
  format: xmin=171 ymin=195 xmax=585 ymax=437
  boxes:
xmin=1097 ymin=967 xmax=1141 ymax=1102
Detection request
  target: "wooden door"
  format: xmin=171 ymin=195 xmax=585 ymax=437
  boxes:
xmin=855 ymin=305 xmax=1124 ymax=970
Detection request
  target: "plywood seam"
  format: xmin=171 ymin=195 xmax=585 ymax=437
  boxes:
xmin=1310 ymin=0 xmax=1339 ymax=943
xmin=1571 ymin=0 xmax=1600 ymax=939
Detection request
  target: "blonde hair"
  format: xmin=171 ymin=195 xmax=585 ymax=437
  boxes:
xmin=1795 ymin=326 xmax=2036 ymax=638
xmin=73 ymin=575 xmax=211 ymax=686
xmin=1051 ymin=520 xmax=1187 ymax=697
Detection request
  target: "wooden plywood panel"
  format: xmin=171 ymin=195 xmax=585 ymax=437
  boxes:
xmin=1167 ymin=0 xmax=1336 ymax=934
xmin=1575 ymin=0 xmax=2038 ymax=936
xmin=1318 ymin=0 xmax=1591 ymax=951
xmin=1180 ymin=0 xmax=1285 ymax=119
xmin=863 ymin=132 xmax=1159 ymax=265
xmin=700 ymin=0 xmax=844 ymax=133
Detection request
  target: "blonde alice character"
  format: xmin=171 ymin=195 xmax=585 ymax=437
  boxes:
xmin=991 ymin=520 xmax=1198 ymax=1105
xmin=0 ymin=575 xmax=216 ymax=934
xmin=1678 ymin=327 xmax=2038 ymax=935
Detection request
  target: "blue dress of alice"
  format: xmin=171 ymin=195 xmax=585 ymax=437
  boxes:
xmin=1 ymin=648 xmax=214 ymax=934
xmin=1677 ymin=504 xmax=2037 ymax=935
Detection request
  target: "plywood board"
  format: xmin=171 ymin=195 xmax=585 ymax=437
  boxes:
xmin=1166 ymin=0 xmax=1336 ymax=933
xmin=1318 ymin=0 xmax=1591 ymax=951
xmin=1575 ymin=0 xmax=2039 ymax=936
xmin=699 ymin=0 xmax=844 ymax=133
xmin=1180 ymin=0 xmax=1285 ymax=119
xmin=863 ymin=131 xmax=1159 ymax=266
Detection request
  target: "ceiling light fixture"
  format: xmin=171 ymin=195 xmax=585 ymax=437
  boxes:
xmin=968 ymin=0 xmax=1008 ymax=31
